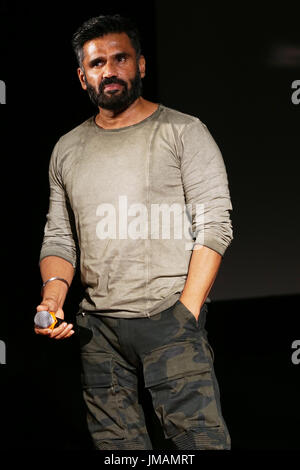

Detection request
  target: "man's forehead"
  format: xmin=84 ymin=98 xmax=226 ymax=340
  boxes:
xmin=83 ymin=32 xmax=134 ymax=58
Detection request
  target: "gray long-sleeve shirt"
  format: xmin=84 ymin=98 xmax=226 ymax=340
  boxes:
xmin=40 ymin=104 xmax=233 ymax=318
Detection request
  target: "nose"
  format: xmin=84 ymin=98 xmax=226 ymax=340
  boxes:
xmin=102 ymin=59 xmax=117 ymax=79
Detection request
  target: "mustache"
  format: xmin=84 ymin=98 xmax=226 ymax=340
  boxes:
xmin=99 ymin=77 xmax=127 ymax=93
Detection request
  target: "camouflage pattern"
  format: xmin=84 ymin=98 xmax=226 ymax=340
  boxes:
xmin=76 ymin=299 xmax=231 ymax=450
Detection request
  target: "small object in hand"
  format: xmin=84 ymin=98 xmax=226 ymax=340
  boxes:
xmin=34 ymin=310 xmax=63 ymax=330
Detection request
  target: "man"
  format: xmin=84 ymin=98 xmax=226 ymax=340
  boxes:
xmin=35 ymin=14 xmax=233 ymax=450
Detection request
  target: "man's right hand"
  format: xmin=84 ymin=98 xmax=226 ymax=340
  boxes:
xmin=34 ymin=298 xmax=74 ymax=340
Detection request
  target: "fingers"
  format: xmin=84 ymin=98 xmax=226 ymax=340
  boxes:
xmin=34 ymin=321 xmax=75 ymax=340
xmin=34 ymin=326 xmax=53 ymax=336
xmin=34 ymin=302 xmax=74 ymax=339
xmin=49 ymin=322 xmax=75 ymax=340
xmin=37 ymin=299 xmax=58 ymax=314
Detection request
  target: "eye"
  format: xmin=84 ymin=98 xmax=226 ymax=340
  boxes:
xmin=116 ymin=54 xmax=127 ymax=63
xmin=91 ymin=59 xmax=104 ymax=67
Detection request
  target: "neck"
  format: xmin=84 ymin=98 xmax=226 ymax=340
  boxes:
xmin=95 ymin=97 xmax=158 ymax=129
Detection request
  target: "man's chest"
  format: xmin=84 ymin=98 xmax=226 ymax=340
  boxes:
xmin=63 ymin=132 xmax=185 ymax=211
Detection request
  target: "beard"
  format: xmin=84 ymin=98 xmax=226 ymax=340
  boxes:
xmin=84 ymin=68 xmax=143 ymax=113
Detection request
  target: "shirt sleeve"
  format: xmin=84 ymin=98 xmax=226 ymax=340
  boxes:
xmin=180 ymin=119 xmax=233 ymax=256
xmin=39 ymin=139 xmax=78 ymax=268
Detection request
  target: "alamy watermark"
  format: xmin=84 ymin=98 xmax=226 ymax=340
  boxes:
xmin=291 ymin=340 xmax=300 ymax=365
xmin=95 ymin=196 xmax=205 ymax=250
xmin=291 ymin=80 xmax=300 ymax=105
xmin=0 ymin=340 xmax=6 ymax=364
xmin=0 ymin=80 xmax=6 ymax=104
xmin=0 ymin=80 xmax=6 ymax=361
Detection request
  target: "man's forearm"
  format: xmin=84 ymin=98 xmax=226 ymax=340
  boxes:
xmin=40 ymin=255 xmax=75 ymax=308
xmin=179 ymin=245 xmax=222 ymax=318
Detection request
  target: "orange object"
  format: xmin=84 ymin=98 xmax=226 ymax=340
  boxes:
xmin=48 ymin=311 xmax=58 ymax=330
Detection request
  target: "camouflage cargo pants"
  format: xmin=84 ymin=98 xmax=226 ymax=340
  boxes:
xmin=76 ymin=299 xmax=231 ymax=450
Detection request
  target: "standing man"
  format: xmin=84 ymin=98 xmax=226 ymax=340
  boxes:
xmin=35 ymin=14 xmax=233 ymax=450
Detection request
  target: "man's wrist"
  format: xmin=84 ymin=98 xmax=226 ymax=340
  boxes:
xmin=40 ymin=295 xmax=59 ymax=308
xmin=179 ymin=293 xmax=203 ymax=318
xmin=40 ymin=277 xmax=70 ymax=307
xmin=41 ymin=276 xmax=70 ymax=295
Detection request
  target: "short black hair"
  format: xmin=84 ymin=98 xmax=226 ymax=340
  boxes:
xmin=71 ymin=14 xmax=142 ymax=69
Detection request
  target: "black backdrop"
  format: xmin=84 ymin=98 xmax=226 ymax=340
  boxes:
xmin=0 ymin=0 xmax=299 ymax=451
xmin=155 ymin=3 xmax=300 ymax=301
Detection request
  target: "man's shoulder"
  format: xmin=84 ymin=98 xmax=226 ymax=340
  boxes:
xmin=57 ymin=115 xmax=94 ymax=150
xmin=160 ymin=104 xmax=202 ymax=127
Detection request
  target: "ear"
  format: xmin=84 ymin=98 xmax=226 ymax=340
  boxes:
xmin=77 ymin=67 xmax=87 ymax=90
xmin=138 ymin=55 xmax=146 ymax=78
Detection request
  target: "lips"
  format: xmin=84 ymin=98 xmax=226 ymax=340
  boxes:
xmin=104 ymin=83 xmax=123 ymax=91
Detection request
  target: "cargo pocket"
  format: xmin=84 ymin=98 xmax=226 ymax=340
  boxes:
xmin=81 ymin=352 xmax=125 ymax=441
xmin=142 ymin=341 xmax=221 ymax=439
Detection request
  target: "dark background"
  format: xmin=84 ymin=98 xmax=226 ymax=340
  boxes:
xmin=0 ymin=0 xmax=299 ymax=451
